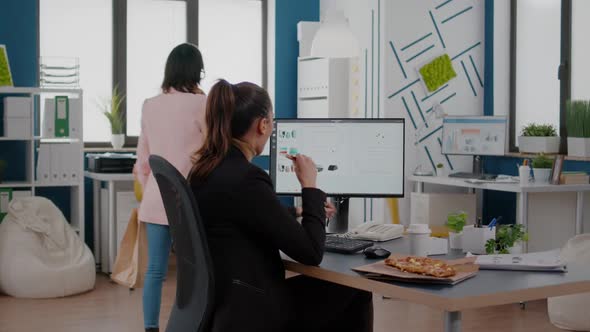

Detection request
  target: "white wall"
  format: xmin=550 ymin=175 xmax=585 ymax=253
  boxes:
xmin=318 ymin=0 xmax=486 ymax=226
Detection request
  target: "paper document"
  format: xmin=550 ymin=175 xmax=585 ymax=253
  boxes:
xmin=468 ymin=250 xmax=566 ymax=272
xmin=465 ymin=175 xmax=518 ymax=184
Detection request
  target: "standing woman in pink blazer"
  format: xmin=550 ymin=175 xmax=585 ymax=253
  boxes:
xmin=134 ymin=43 xmax=207 ymax=332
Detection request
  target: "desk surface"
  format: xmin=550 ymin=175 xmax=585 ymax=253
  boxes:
xmin=283 ymin=237 xmax=590 ymax=312
xmin=84 ymin=171 xmax=134 ymax=182
xmin=408 ymin=175 xmax=590 ymax=193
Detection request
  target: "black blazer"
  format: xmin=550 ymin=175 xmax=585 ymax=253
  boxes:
xmin=190 ymin=145 xmax=327 ymax=332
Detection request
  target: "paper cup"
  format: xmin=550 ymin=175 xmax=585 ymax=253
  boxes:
xmin=407 ymin=224 xmax=431 ymax=257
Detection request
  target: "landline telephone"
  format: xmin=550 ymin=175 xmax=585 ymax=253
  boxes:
xmin=340 ymin=221 xmax=404 ymax=242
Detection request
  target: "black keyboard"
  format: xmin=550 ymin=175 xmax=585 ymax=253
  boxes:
xmin=325 ymin=235 xmax=373 ymax=254
xmin=448 ymin=172 xmax=497 ymax=180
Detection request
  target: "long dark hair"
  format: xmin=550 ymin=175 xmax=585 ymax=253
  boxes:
xmin=161 ymin=43 xmax=204 ymax=93
xmin=190 ymin=79 xmax=271 ymax=181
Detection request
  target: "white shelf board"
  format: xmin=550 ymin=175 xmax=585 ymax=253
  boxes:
xmin=34 ymin=181 xmax=83 ymax=188
xmin=84 ymin=171 xmax=134 ymax=182
xmin=0 ymin=137 xmax=33 ymax=141
xmin=0 ymin=181 xmax=33 ymax=188
xmin=0 ymin=86 xmax=82 ymax=94
xmin=408 ymin=175 xmax=590 ymax=193
xmin=35 ymin=137 xmax=81 ymax=143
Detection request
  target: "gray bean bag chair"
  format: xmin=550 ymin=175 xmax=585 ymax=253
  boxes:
xmin=548 ymin=234 xmax=590 ymax=331
xmin=0 ymin=197 xmax=95 ymax=298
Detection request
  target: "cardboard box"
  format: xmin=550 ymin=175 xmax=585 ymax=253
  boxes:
xmin=4 ymin=97 xmax=31 ymax=118
xmin=4 ymin=117 xmax=31 ymax=138
xmin=462 ymin=225 xmax=496 ymax=254
xmin=410 ymin=192 xmax=477 ymax=237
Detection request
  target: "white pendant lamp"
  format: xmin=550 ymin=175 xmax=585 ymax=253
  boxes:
xmin=310 ymin=11 xmax=360 ymax=58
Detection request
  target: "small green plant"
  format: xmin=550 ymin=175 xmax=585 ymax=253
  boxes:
xmin=521 ymin=123 xmax=557 ymax=137
xmin=99 ymin=85 xmax=125 ymax=134
xmin=436 ymin=163 xmax=444 ymax=169
xmin=446 ymin=211 xmax=467 ymax=233
xmin=566 ymin=100 xmax=590 ymax=138
xmin=532 ymin=154 xmax=553 ymax=169
xmin=485 ymin=224 xmax=529 ymax=254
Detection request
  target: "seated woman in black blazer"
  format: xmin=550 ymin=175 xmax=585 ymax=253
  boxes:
xmin=189 ymin=79 xmax=373 ymax=332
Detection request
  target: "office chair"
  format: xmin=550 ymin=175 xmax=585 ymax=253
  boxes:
xmin=149 ymin=155 xmax=215 ymax=332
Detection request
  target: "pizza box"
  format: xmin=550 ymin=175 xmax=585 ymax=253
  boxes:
xmin=353 ymin=254 xmax=479 ymax=285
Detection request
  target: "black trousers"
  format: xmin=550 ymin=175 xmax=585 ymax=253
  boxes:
xmin=286 ymin=276 xmax=374 ymax=332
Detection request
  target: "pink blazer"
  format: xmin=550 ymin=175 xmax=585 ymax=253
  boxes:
xmin=134 ymin=88 xmax=207 ymax=225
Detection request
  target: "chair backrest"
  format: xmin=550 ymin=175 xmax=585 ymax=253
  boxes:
xmin=149 ymin=155 xmax=215 ymax=332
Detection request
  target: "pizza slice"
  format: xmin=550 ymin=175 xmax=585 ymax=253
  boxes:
xmin=384 ymin=256 xmax=456 ymax=278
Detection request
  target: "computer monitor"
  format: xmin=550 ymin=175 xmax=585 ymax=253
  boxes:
xmin=270 ymin=119 xmax=405 ymax=232
xmin=441 ymin=116 xmax=507 ymax=156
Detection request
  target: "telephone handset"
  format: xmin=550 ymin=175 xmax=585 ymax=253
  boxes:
xmin=343 ymin=221 xmax=404 ymax=242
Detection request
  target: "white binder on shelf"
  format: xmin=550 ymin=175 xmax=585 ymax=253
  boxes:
xmin=66 ymin=142 xmax=82 ymax=182
xmin=50 ymin=143 xmax=62 ymax=182
xmin=36 ymin=143 xmax=52 ymax=183
xmin=42 ymin=98 xmax=81 ymax=139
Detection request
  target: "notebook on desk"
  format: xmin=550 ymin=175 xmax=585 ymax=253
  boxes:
xmin=464 ymin=175 xmax=518 ymax=184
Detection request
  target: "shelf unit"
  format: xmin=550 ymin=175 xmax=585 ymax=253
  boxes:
xmin=0 ymin=86 xmax=84 ymax=239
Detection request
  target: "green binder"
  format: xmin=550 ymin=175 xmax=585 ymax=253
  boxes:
xmin=0 ymin=188 xmax=12 ymax=222
xmin=55 ymin=96 xmax=70 ymax=137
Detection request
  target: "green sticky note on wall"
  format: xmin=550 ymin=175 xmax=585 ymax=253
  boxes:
xmin=419 ymin=54 xmax=457 ymax=92
xmin=0 ymin=45 xmax=14 ymax=87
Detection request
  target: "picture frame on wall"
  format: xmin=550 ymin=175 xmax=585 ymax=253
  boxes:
xmin=551 ymin=155 xmax=565 ymax=185
xmin=0 ymin=45 xmax=14 ymax=87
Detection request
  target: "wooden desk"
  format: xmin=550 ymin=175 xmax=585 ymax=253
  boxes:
xmin=283 ymin=238 xmax=590 ymax=332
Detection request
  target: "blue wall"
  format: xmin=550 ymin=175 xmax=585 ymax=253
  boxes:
xmin=275 ymin=0 xmax=320 ymax=120
xmin=0 ymin=0 xmax=38 ymax=180
xmin=0 ymin=0 xmax=38 ymax=87
xmin=259 ymin=0 xmax=319 ymax=205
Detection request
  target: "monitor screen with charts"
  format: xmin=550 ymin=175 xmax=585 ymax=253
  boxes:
xmin=441 ymin=116 xmax=507 ymax=156
xmin=270 ymin=119 xmax=405 ymax=197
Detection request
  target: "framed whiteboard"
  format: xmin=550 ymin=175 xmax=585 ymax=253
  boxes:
xmin=442 ymin=116 xmax=507 ymax=156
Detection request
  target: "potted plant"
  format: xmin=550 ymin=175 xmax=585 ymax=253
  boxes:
xmin=100 ymin=85 xmax=125 ymax=149
xmin=0 ymin=160 xmax=6 ymax=183
xmin=532 ymin=153 xmax=553 ymax=184
xmin=566 ymin=100 xmax=590 ymax=157
xmin=485 ymin=224 xmax=529 ymax=254
xmin=436 ymin=163 xmax=446 ymax=177
xmin=518 ymin=123 xmax=560 ymax=154
xmin=446 ymin=211 xmax=467 ymax=249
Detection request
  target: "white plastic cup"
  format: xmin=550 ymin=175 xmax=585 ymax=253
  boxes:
xmin=519 ymin=166 xmax=530 ymax=186
xmin=407 ymin=224 xmax=431 ymax=257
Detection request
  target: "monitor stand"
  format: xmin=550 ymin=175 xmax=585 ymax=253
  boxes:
xmin=449 ymin=155 xmax=485 ymax=178
xmin=327 ymin=196 xmax=349 ymax=234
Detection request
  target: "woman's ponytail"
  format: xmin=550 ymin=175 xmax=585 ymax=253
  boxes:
xmin=190 ymin=80 xmax=236 ymax=181
xmin=190 ymin=79 xmax=272 ymax=182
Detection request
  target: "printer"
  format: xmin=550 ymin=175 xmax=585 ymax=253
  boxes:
xmin=87 ymin=153 xmax=136 ymax=173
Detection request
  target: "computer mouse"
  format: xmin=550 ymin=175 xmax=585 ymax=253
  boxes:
xmin=363 ymin=247 xmax=391 ymax=259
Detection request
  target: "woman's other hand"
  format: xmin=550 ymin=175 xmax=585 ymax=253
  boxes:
xmin=324 ymin=201 xmax=336 ymax=219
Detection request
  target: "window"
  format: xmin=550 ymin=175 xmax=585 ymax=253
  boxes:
xmin=126 ymin=0 xmax=187 ymax=137
xmin=571 ymin=0 xmax=590 ymax=100
xmin=40 ymin=0 xmax=113 ymax=143
xmin=198 ymin=0 xmax=263 ymax=93
xmin=513 ymin=0 xmax=562 ymax=145
xmin=40 ymin=0 xmax=266 ymax=146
